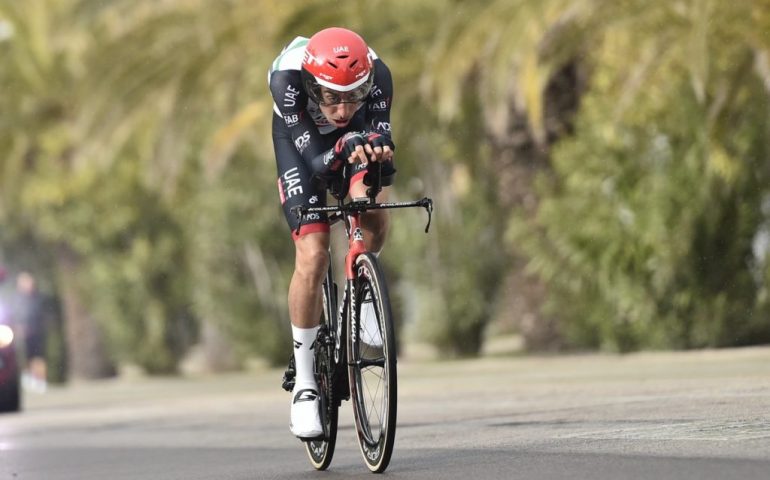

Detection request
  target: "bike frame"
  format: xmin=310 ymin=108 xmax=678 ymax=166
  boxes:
xmin=288 ymin=163 xmax=432 ymax=471
xmin=343 ymin=212 xmax=368 ymax=281
xmin=291 ymin=168 xmax=432 ymax=394
xmin=293 ymin=193 xmax=432 ymax=373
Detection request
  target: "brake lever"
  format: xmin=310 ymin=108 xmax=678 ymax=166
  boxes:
xmin=421 ymin=197 xmax=433 ymax=233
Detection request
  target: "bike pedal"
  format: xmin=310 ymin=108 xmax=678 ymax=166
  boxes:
xmin=282 ymin=377 xmax=295 ymax=392
xmin=281 ymin=355 xmax=296 ymax=392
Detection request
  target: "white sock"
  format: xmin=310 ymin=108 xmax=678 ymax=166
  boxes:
xmin=292 ymin=325 xmax=320 ymax=389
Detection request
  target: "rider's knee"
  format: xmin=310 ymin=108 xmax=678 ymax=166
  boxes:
xmin=364 ymin=209 xmax=390 ymax=236
xmin=294 ymin=233 xmax=330 ymax=279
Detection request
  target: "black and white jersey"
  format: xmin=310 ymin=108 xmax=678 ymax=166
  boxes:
xmin=268 ymin=36 xmax=394 ymax=166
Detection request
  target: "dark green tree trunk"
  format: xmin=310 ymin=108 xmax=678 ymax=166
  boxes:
xmin=56 ymin=245 xmax=117 ymax=380
xmin=492 ymin=60 xmax=586 ymax=351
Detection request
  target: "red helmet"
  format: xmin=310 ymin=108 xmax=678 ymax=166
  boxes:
xmin=301 ymin=27 xmax=374 ymax=105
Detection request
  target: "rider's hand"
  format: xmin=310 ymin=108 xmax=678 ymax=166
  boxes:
xmin=364 ymin=132 xmax=395 ymax=163
xmin=334 ymin=132 xmax=369 ymax=165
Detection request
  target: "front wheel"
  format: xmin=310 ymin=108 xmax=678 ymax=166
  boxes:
xmin=348 ymin=253 xmax=397 ymax=473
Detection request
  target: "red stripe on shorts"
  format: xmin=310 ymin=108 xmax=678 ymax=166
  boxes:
xmin=292 ymin=222 xmax=330 ymax=241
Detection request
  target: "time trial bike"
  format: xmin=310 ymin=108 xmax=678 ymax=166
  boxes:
xmin=282 ymin=163 xmax=432 ymax=473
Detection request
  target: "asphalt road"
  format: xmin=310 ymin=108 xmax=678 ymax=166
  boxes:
xmin=2 ymin=346 xmax=770 ymax=479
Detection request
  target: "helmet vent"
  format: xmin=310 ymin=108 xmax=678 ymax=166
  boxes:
xmin=349 ymin=59 xmax=359 ymax=68
xmin=327 ymin=61 xmax=338 ymax=69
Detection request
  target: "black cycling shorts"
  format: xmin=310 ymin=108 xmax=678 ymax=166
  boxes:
xmin=25 ymin=333 xmax=46 ymax=359
xmin=272 ymin=113 xmax=395 ymax=239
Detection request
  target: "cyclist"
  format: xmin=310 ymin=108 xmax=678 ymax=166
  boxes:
xmin=268 ymin=27 xmax=396 ymax=438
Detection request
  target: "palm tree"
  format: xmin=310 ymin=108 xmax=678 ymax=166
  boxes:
xmin=412 ymin=0 xmax=597 ymax=350
xmin=510 ymin=0 xmax=770 ymax=350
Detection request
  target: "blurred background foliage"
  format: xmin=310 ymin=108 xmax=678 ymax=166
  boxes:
xmin=1 ymin=0 xmax=769 ymax=380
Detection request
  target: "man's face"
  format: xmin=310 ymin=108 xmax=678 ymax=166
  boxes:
xmin=317 ymin=87 xmax=363 ymax=128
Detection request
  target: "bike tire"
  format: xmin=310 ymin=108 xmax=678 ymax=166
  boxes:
xmin=305 ymin=275 xmax=339 ymax=470
xmin=348 ymin=253 xmax=397 ymax=473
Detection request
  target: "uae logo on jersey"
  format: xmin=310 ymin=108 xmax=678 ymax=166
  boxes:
xmin=283 ymin=85 xmax=300 ymax=108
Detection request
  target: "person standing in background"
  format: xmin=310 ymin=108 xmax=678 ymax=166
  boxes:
xmin=16 ymin=271 xmax=47 ymax=392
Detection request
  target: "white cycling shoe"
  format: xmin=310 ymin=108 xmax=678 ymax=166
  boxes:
xmin=360 ymin=298 xmax=383 ymax=350
xmin=290 ymin=386 xmax=323 ymax=439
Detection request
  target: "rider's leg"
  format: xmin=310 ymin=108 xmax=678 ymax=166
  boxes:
xmin=288 ymin=231 xmax=330 ymax=437
xmin=289 ymin=231 xmax=330 ymax=330
xmin=273 ymin=112 xmax=334 ymax=437
xmin=289 ymin=231 xmax=330 ymax=369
